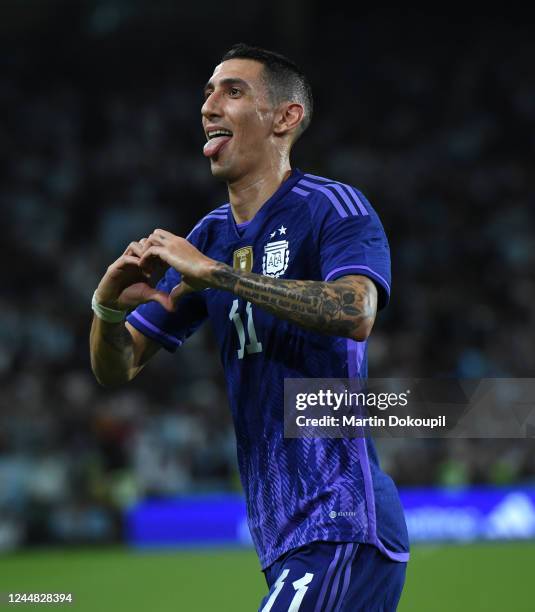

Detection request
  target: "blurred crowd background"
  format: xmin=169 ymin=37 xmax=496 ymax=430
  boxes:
xmin=1 ymin=1 xmax=534 ymax=550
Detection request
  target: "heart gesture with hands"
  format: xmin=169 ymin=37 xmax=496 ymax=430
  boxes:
xmin=140 ymin=229 xmax=216 ymax=305
xmin=94 ymin=230 xmax=217 ymax=314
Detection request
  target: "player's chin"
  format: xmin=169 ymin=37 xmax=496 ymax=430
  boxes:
xmin=209 ymin=158 xmax=238 ymax=181
xmin=209 ymin=161 xmax=230 ymax=180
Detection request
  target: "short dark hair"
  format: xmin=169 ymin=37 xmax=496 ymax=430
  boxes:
xmin=221 ymin=43 xmax=313 ymax=142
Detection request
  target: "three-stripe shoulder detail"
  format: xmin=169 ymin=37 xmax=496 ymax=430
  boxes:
xmin=294 ymin=174 xmax=369 ymax=218
xmin=187 ymin=204 xmax=229 ymax=238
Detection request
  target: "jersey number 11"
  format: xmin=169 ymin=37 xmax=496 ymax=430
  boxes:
xmin=229 ymin=299 xmax=263 ymax=359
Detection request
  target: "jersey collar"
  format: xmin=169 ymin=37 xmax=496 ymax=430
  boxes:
xmin=227 ymin=168 xmax=304 ymax=242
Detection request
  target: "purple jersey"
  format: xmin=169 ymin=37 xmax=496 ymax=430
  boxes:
xmin=127 ymin=169 xmax=409 ymax=569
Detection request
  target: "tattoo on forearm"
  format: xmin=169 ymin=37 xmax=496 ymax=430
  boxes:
xmin=210 ymin=264 xmax=375 ymax=338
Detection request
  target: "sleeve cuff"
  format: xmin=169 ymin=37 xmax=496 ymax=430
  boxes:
xmin=126 ymin=310 xmax=183 ymax=353
xmin=324 ymin=264 xmax=390 ymax=309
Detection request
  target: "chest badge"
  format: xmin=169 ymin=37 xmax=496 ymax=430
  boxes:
xmin=233 ymin=246 xmax=254 ymax=272
xmin=263 ymin=227 xmax=290 ymax=278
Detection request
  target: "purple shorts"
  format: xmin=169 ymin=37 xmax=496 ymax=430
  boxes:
xmin=259 ymin=541 xmax=407 ymax=612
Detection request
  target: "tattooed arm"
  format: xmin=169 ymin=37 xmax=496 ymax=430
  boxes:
xmin=140 ymin=230 xmax=379 ymax=342
xmin=208 ymin=266 xmax=378 ymax=341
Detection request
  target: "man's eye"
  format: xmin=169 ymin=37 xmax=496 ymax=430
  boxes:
xmin=229 ymin=88 xmax=240 ymax=96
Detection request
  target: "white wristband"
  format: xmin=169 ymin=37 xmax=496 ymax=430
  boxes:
xmin=91 ymin=291 xmax=127 ymax=323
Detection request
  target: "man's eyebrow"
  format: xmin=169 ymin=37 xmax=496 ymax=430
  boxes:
xmin=203 ymin=77 xmax=250 ymax=93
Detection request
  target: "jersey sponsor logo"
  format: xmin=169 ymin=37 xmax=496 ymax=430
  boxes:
xmin=263 ymin=239 xmax=290 ymax=277
xmin=233 ymin=245 xmax=254 ymax=272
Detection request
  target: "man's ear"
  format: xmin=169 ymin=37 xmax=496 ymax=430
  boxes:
xmin=273 ymin=102 xmax=304 ymax=137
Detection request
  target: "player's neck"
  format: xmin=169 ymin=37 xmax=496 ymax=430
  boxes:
xmin=227 ymin=164 xmax=292 ymax=224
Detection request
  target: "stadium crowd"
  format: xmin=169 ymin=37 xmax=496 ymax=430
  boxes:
xmin=1 ymin=5 xmax=534 ymax=548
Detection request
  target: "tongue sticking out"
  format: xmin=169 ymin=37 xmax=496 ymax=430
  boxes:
xmin=203 ymin=135 xmax=232 ymax=158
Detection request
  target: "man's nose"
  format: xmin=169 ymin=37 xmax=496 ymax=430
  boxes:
xmin=201 ymin=92 xmax=222 ymax=120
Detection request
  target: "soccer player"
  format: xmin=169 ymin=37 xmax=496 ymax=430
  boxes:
xmin=90 ymin=44 xmax=409 ymax=611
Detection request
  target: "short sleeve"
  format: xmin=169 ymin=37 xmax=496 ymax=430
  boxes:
xmin=314 ymin=189 xmax=391 ymax=310
xmin=126 ymin=267 xmax=208 ymax=352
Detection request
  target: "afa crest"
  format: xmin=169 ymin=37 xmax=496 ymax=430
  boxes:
xmin=262 ymin=239 xmax=290 ymax=278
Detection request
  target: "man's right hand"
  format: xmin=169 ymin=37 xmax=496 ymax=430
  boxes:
xmin=94 ymin=239 xmax=174 ymax=312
